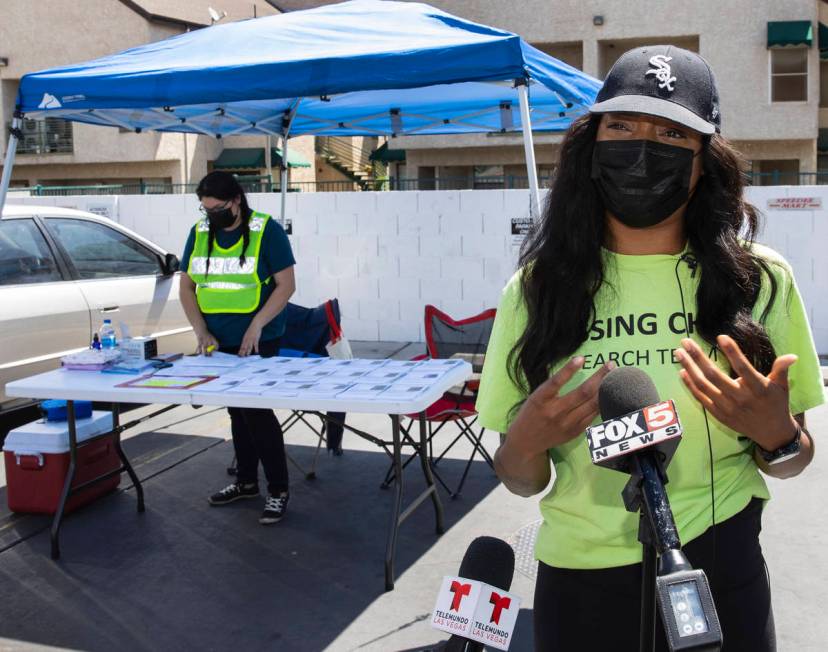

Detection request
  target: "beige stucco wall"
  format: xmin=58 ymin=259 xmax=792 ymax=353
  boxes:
xmin=418 ymin=0 xmax=818 ymax=140
xmin=389 ymin=0 xmax=821 ymax=175
xmin=0 ymin=1 xmax=315 ymax=188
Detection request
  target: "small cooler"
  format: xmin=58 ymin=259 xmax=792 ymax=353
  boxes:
xmin=3 ymin=411 xmax=121 ymax=514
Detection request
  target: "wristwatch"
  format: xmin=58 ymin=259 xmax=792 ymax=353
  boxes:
xmin=758 ymin=423 xmax=803 ymax=465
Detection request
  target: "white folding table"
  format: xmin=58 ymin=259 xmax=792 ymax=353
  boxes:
xmin=5 ymin=357 xmax=473 ymax=591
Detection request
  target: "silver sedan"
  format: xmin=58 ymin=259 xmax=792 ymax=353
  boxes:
xmin=0 ymin=204 xmax=192 ymax=414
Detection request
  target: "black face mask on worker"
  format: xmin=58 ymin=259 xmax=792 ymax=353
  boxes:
xmin=207 ymin=207 xmax=236 ymax=229
xmin=591 ymin=139 xmax=695 ymax=229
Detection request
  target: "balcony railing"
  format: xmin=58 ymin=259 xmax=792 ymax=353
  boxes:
xmin=10 ymin=173 xmax=828 ymax=197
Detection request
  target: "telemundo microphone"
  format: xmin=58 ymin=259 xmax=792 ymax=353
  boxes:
xmin=431 ymin=536 xmax=520 ymax=652
xmin=586 ymin=367 xmax=723 ymax=651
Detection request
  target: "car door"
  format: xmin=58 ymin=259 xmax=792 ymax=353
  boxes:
xmin=42 ymin=216 xmax=192 ymax=355
xmin=0 ymin=217 xmax=91 ymax=411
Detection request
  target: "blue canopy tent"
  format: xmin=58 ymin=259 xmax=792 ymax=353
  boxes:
xmin=1 ymin=0 xmax=600 ymax=218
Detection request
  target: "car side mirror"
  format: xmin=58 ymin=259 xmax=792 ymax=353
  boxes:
xmin=162 ymin=253 xmax=180 ymax=276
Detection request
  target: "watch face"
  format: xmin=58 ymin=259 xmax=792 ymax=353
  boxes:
xmin=762 ymin=427 xmax=802 ymax=465
xmin=767 ymin=451 xmax=801 ymax=466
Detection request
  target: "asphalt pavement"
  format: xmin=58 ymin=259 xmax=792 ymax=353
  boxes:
xmin=0 ymin=343 xmax=824 ymax=651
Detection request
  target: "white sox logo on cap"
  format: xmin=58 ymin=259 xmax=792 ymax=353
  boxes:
xmin=645 ymin=55 xmax=676 ymax=92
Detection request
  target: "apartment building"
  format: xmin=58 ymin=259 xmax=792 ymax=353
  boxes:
xmin=0 ymin=0 xmax=322 ymax=190
xmin=281 ymin=0 xmax=827 ymax=187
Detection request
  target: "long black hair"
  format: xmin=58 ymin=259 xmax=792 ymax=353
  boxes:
xmin=510 ymin=113 xmax=778 ymax=394
xmin=195 ymin=171 xmax=253 ymax=275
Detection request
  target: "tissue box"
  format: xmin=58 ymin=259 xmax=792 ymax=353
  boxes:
xmin=120 ymin=337 xmax=158 ymax=361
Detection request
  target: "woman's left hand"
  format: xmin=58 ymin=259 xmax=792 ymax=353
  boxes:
xmin=675 ymin=334 xmax=799 ymax=451
xmin=239 ymin=320 xmax=262 ymax=357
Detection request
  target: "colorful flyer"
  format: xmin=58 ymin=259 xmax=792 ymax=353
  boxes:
xmin=117 ymin=374 xmax=217 ymax=390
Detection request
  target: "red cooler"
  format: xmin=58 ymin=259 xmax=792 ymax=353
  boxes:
xmin=3 ymin=411 xmax=121 ymax=514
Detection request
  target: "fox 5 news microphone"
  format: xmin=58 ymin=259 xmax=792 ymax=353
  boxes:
xmin=430 ymin=536 xmax=521 ymax=652
xmin=586 ymin=367 xmax=722 ymax=652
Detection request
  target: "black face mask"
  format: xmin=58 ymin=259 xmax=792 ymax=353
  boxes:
xmin=207 ymin=207 xmax=236 ymax=230
xmin=591 ymin=139 xmax=695 ymax=228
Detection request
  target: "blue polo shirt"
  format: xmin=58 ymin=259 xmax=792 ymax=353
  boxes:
xmin=181 ymin=217 xmax=295 ymax=346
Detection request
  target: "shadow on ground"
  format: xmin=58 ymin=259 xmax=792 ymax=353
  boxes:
xmin=0 ymin=429 xmax=500 ymax=652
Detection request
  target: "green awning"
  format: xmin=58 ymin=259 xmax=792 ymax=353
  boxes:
xmin=369 ymin=142 xmax=406 ymax=163
xmin=767 ymin=21 xmax=813 ymax=48
xmin=819 ymin=129 xmax=828 ymax=153
xmin=213 ymin=147 xmax=312 ymax=170
xmin=820 ymin=23 xmax=828 ymax=59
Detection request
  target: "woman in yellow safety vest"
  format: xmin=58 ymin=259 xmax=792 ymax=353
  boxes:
xmin=180 ymin=171 xmax=296 ymax=525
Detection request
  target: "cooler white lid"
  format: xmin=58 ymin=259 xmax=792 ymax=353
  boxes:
xmin=3 ymin=411 xmax=114 ymax=455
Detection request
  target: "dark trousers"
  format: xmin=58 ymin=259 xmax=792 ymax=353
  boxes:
xmin=219 ymin=339 xmax=289 ymax=495
xmin=533 ymin=498 xmax=775 ymax=652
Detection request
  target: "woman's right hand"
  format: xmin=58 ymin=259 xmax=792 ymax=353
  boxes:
xmin=507 ymin=357 xmax=616 ymax=457
xmin=195 ymin=329 xmax=219 ymax=356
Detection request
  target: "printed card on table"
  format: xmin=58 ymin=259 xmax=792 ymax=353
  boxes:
xmin=336 ymin=383 xmax=395 ymax=400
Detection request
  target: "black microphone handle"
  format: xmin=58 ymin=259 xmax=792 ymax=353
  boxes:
xmin=632 ymin=452 xmax=681 ymax=554
xmin=443 ymin=635 xmax=484 ymax=652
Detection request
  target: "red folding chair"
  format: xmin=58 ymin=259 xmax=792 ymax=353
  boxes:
xmin=381 ymin=305 xmax=496 ymax=498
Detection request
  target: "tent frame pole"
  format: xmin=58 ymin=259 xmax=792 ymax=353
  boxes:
xmin=0 ymin=112 xmax=22 ymax=216
xmin=516 ymin=81 xmax=541 ymax=220
xmin=280 ymin=134 xmax=289 ymax=223
xmin=279 ymin=99 xmax=302 ymax=226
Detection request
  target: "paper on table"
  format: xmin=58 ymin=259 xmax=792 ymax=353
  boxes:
xmin=404 ymin=370 xmax=445 ymax=382
xmin=381 ymin=360 xmax=424 ymax=371
xmin=377 ymin=384 xmax=430 ymax=400
xmin=328 ymin=359 xmax=388 ymax=370
xmin=157 ymin=364 xmax=234 ymax=377
xmin=362 ymin=370 xmax=407 ymax=381
xmin=177 ymin=352 xmax=243 ymax=368
xmin=280 ymin=368 xmax=334 ymax=380
xmin=336 ymin=382 xmax=396 ymax=400
xmin=292 ymin=381 xmax=354 ymax=397
xmin=419 ymin=359 xmax=465 ymax=369
xmin=224 ymin=377 xmax=282 ymax=394
xmin=195 ymin=377 xmax=246 ymax=393
xmin=118 ymin=375 xmax=216 ymax=389
xmin=262 ymin=380 xmax=319 ymax=397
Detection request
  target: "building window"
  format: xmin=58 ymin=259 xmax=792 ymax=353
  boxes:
xmin=770 ymin=49 xmax=808 ymax=102
xmin=531 ymin=42 xmax=583 ymax=71
xmin=818 ymin=154 xmax=828 ymax=184
xmin=821 ymin=60 xmax=828 ymax=106
xmin=598 ymin=37 xmax=699 ymax=78
xmin=16 ymin=118 xmax=73 ymax=154
xmin=474 ymin=165 xmax=504 ymax=189
xmin=754 ymin=159 xmax=800 ymax=185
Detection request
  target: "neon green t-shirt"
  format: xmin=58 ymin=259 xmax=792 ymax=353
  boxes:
xmin=476 ymin=244 xmax=825 ymax=570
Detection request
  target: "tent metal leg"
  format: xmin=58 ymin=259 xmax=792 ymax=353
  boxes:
xmin=517 ymin=82 xmax=541 ymax=220
xmin=0 ymin=114 xmax=21 ymax=213
xmin=385 ymin=414 xmax=404 ymax=591
xmin=280 ymin=135 xmax=288 ymax=225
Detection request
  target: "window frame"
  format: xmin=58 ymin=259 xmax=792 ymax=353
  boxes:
xmin=0 ymin=217 xmax=67 ymax=287
xmin=40 ymin=216 xmax=165 ymax=281
xmin=769 ymin=47 xmax=810 ymax=103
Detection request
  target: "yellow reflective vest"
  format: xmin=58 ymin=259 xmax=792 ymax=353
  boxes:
xmin=187 ymin=211 xmax=271 ymax=314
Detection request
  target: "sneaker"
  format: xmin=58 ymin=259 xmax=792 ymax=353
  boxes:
xmin=259 ymin=492 xmax=289 ymax=525
xmin=208 ymin=482 xmax=259 ymax=506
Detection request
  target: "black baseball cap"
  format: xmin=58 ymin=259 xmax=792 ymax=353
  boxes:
xmin=590 ymin=45 xmax=720 ymax=135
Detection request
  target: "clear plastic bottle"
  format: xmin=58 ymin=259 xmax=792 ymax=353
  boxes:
xmin=99 ymin=319 xmax=117 ymax=349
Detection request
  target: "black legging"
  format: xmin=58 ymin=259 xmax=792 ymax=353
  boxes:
xmin=533 ymin=498 xmax=775 ymax=651
xmin=219 ymin=339 xmax=289 ymax=495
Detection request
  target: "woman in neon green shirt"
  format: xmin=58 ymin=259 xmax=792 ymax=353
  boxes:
xmin=477 ymin=45 xmax=824 ymax=651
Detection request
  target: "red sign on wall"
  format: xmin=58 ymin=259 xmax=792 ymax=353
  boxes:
xmin=767 ymin=197 xmax=822 ymax=210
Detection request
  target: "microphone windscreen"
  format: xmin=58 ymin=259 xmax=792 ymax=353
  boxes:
xmin=457 ymin=536 xmax=515 ymax=591
xmin=598 ymin=367 xmax=660 ymax=421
